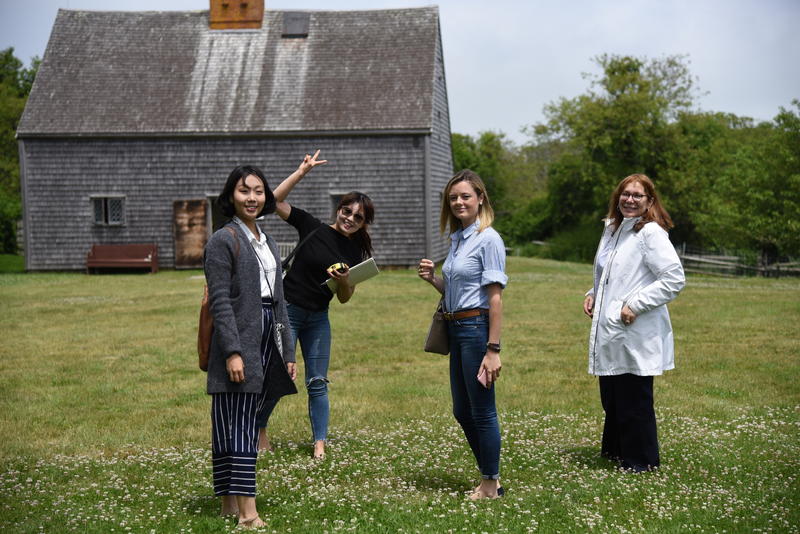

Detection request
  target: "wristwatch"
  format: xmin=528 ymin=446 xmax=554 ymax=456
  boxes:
xmin=486 ymin=342 xmax=501 ymax=353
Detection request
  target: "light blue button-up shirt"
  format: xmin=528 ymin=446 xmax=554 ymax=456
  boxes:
xmin=442 ymin=220 xmax=508 ymax=313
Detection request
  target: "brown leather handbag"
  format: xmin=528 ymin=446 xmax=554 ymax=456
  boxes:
xmin=197 ymin=285 xmax=213 ymax=371
xmin=423 ymin=299 xmax=449 ymax=355
xmin=198 ymin=226 xmax=238 ymax=371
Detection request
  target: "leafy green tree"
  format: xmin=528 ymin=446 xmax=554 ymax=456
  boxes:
xmin=532 ymin=54 xmax=699 ymax=237
xmin=451 ymin=130 xmax=554 ymax=239
xmin=451 ymin=131 xmax=507 ymax=204
xmin=528 ymin=51 xmax=799 ymax=260
xmin=445 ymin=53 xmax=799 ymax=261
xmin=693 ymin=101 xmax=800 ymax=259
xmin=0 ymin=48 xmax=39 ymax=253
xmin=654 ymin=111 xmax=755 ymax=245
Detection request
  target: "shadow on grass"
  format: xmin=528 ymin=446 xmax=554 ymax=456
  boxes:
xmin=406 ymin=470 xmax=474 ymax=494
xmin=559 ymin=445 xmax=617 ymax=471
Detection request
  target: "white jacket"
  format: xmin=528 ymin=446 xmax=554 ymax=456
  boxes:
xmin=587 ymin=218 xmax=685 ymax=376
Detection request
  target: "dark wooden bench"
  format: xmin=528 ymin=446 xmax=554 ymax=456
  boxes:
xmin=86 ymin=243 xmax=159 ymax=273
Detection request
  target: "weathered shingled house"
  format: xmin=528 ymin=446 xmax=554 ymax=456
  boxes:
xmin=17 ymin=1 xmax=452 ymax=270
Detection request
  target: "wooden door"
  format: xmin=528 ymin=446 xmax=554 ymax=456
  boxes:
xmin=173 ymin=200 xmax=207 ymax=269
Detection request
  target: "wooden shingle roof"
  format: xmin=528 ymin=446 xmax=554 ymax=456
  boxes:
xmin=18 ymin=7 xmax=440 ymax=136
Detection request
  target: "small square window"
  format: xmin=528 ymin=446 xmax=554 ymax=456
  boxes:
xmin=92 ymin=196 xmax=125 ymax=226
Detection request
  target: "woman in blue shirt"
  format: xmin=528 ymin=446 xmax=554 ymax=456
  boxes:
xmin=418 ymin=169 xmax=508 ymax=500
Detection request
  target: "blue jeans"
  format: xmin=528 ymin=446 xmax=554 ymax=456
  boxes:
xmin=257 ymin=303 xmax=331 ymax=442
xmin=448 ymin=315 xmax=501 ymax=479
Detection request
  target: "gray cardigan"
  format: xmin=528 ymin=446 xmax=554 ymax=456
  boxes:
xmin=203 ymin=222 xmax=296 ymax=395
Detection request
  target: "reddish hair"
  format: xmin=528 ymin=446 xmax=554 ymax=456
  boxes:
xmin=606 ymin=174 xmax=673 ymax=232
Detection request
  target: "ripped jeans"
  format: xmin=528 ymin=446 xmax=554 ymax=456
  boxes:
xmin=256 ymin=302 xmax=331 ymax=442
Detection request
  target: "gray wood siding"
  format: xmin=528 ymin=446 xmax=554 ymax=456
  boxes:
xmin=20 ymin=135 xmax=426 ymax=270
xmin=428 ymin=23 xmax=454 ymax=262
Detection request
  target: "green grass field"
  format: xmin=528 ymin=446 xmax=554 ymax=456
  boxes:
xmin=0 ymin=257 xmax=798 ymax=533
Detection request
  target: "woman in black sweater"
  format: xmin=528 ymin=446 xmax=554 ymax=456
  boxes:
xmin=256 ymin=151 xmax=374 ymax=459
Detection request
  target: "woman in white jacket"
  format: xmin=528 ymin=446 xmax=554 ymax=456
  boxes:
xmin=583 ymin=174 xmax=685 ymax=472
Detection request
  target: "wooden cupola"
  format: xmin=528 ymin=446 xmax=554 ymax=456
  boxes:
xmin=209 ymin=0 xmax=264 ymax=30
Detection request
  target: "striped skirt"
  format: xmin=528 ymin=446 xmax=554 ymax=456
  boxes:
xmin=210 ymin=299 xmax=274 ymax=497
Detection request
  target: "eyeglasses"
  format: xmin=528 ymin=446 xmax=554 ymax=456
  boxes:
xmin=341 ymin=206 xmax=364 ymax=223
xmin=620 ymin=192 xmax=649 ymax=201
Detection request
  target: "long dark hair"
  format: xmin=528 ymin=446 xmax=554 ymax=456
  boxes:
xmin=606 ymin=173 xmax=673 ymax=232
xmin=334 ymin=191 xmax=374 ymax=258
xmin=216 ymin=165 xmax=276 ymax=218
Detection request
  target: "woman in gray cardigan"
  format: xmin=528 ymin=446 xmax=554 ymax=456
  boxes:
xmin=204 ymin=165 xmax=296 ymax=529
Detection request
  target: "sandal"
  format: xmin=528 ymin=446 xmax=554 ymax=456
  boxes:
xmin=468 ymin=486 xmax=505 ymax=500
xmin=238 ymin=515 xmax=266 ymax=529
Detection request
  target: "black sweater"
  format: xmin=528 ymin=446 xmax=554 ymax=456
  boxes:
xmin=282 ymin=207 xmax=365 ymax=311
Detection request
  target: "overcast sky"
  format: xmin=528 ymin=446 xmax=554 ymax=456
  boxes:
xmin=2 ymin=0 xmax=798 ymax=144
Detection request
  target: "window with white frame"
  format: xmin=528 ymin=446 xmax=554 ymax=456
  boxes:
xmin=91 ymin=196 xmax=125 ymax=226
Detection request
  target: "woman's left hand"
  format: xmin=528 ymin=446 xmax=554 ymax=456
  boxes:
xmin=298 ymin=149 xmax=327 ymax=175
xmin=620 ymin=304 xmax=637 ymax=325
xmin=327 ymin=264 xmax=351 ymax=285
xmin=226 ymin=353 xmax=245 ymax=383
xmin=480 ymin=351 xmax=502 ymax=385
xmin=287 ymin=362 xmax=297 ymax=381
xmin=329 ymin=264 xmax=356 ymax=304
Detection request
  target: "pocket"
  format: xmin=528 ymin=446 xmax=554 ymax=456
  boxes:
xmin=601 ymin=299 xmax=626 ymax=337
xmin=603 ymin=299 xmax=622 ymax=326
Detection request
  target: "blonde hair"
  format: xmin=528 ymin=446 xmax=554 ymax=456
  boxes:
xmin=439 ymin=169 xmax=495 ymax=235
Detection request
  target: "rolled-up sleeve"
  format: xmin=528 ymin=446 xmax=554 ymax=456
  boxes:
xmin=480 ymin=234 xmax=508 ymax=288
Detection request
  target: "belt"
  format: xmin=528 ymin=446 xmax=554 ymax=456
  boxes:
xmin=443 ymin=308 xmax=488 ymax=321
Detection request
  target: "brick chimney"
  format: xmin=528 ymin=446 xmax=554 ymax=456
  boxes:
xmin=209 ymin=0 xmax=264 ymax=30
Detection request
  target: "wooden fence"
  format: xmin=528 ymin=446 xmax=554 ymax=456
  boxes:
xmin=675 ymin=244 xmax=800 ymax=278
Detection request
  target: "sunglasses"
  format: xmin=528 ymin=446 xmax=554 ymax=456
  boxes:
xmin=341 ymin=206 xmax=365 ymax=224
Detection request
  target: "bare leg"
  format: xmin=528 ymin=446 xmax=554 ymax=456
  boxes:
xmin=220 ymin=495 xmax=238 ymax=516
xmin=236 ymin=496 xmax=265 ymax=528
xmin=258 ymin=427 xmax=272 ymax=452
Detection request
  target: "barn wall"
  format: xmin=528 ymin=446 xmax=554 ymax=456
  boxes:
xmin=427 ymin=22 xmax=454 ymax=263
xmin=19 ymin=135 xmax=427 ymax=270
